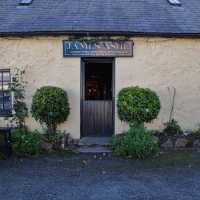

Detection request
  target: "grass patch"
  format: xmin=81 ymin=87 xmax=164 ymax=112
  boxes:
xmin=139 ymin=150 xmax=200 ymax=168
xmin=42 ymin=148 xmax=75 ymax=157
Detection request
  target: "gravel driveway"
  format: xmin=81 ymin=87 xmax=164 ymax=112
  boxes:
xmin=0 ymin=151 xmax=200 ymax=200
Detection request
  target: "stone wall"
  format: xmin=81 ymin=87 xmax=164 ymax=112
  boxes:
xmin=155 ymin=133 xmax=200 ymax=149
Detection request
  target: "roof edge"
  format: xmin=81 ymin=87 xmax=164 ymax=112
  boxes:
xmin=0 ymin=31 xmax=200 ymax=38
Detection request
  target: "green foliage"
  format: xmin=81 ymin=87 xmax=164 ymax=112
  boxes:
xmin=163 ymin=119 xmax=183 ymax=136
xmin=0 ymin=153 xmax=5 ymax=160
xmin=190 ymin=125 xmax=200 ymax=139
xmin=31 ymin=86 xmax=70 ymax=135
xmin=9 ymin=68 xmax=28 ymax=127
xmin=112 ymin=125 xmax=159 ymax=159
xmin=12 ymin=128 xmax=42 ymax=156
xmin=43 ymin=130 xmax=65 ymax=150
xmin=117 ymin=86 xmax=161 ymax=126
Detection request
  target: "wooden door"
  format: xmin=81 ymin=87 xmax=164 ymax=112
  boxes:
xmin=81 ymin=58 xmax=114 ymax=137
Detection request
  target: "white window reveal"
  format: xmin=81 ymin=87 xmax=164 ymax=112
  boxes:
xmin=167 ymin=0 xmax=182 ymax=6
xmin=19 ymin=0 xmax=34 ymax=6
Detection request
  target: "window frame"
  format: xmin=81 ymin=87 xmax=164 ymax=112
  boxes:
xmin=0 ymin=69 xmax=12 ymax=117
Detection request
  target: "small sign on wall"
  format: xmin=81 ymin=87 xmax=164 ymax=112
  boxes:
xmin=63 ymin=40 xmax=134 ymax=57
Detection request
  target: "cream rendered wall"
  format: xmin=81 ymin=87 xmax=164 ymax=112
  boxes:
xmin=115 ymin=37 xmax=200 ymax=134
xmin=0 ymin=36 xmax=81 ymax=139
xmin=0 ymin=36 xmax=200 ymax=138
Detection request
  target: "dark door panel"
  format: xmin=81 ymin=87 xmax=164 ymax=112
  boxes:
xmin=81 ymin=58 xmax=114 ymax=137
xmin=82 ymin=100 xmax=113 ymax=137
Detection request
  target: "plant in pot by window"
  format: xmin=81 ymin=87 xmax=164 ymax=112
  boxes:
xmin=112 ymin=86 xmax=161 ymax=159
xmin=31 ymin=86 xmax=70 ymax=150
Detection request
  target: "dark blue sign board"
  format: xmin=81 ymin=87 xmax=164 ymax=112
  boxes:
xmin=63 ymin=40 xmax=133 ymax=57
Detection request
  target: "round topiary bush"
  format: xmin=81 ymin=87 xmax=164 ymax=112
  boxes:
xmin=117 ymin=86 xmax=161 ymax=126
xmin=31 ymin=86 xmax=70 ymax=134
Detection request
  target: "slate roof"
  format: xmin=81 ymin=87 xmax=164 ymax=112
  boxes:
xmin=0 ymin=0 xmax=200 ymax=36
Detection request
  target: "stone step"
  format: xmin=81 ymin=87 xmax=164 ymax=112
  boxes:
xmin=78 ymin=146 xmax=112 ymax=153
xmin=79 ymin=137 xmax=111 ymax=147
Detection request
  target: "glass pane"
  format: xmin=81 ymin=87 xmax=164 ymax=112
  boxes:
xmin=0 ymin=73 xmax=2 ymax=81
xmin=85 ymin=63 xmax=112 ymax=100
xmin=3 ymin=91 xmax=11 ymax=111
xmin=3 ymin=84 xmax=9 ymax=91
xmin=4 ymin=103 xmax=12 ymax=110
xmin=4 ymin=91 xmax=10 ymax=98
xmin=0 ymin=92 xmax=3 ymax=99
xmin=0 ymin=103 xmax=3 ymax=110
xmin=3 ymin=98 xmax=11 ymax=104
xmin=3 ymin=72 xmax=10 ymax=82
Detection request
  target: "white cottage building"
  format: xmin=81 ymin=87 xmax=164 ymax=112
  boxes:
xmin=0 ymin=0 xmax=200 ymax=139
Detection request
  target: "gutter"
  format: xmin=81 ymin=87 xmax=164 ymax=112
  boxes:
xmin=0 ymin=31 xmax=200 ymax=38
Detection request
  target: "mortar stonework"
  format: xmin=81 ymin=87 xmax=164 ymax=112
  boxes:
xmin=0 ymin=36 xmax=200 ymax=138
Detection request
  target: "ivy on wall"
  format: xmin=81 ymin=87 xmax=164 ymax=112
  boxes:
xmin=9 ymin=68 xmax=28 ymax=128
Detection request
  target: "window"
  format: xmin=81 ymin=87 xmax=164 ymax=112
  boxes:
xmin=85 ymin=62 xmax=112 ymax=100
xmin=167 ymin=0 xmax=181 ymax=6
xmin=19 ymin=0 xmax=33 ymax=6
xmin=0 ymin=70 xmax=12 ymax=116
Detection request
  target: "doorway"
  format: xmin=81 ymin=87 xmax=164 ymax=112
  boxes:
xmin=81 ymin=58 xmax=115 ymax=137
